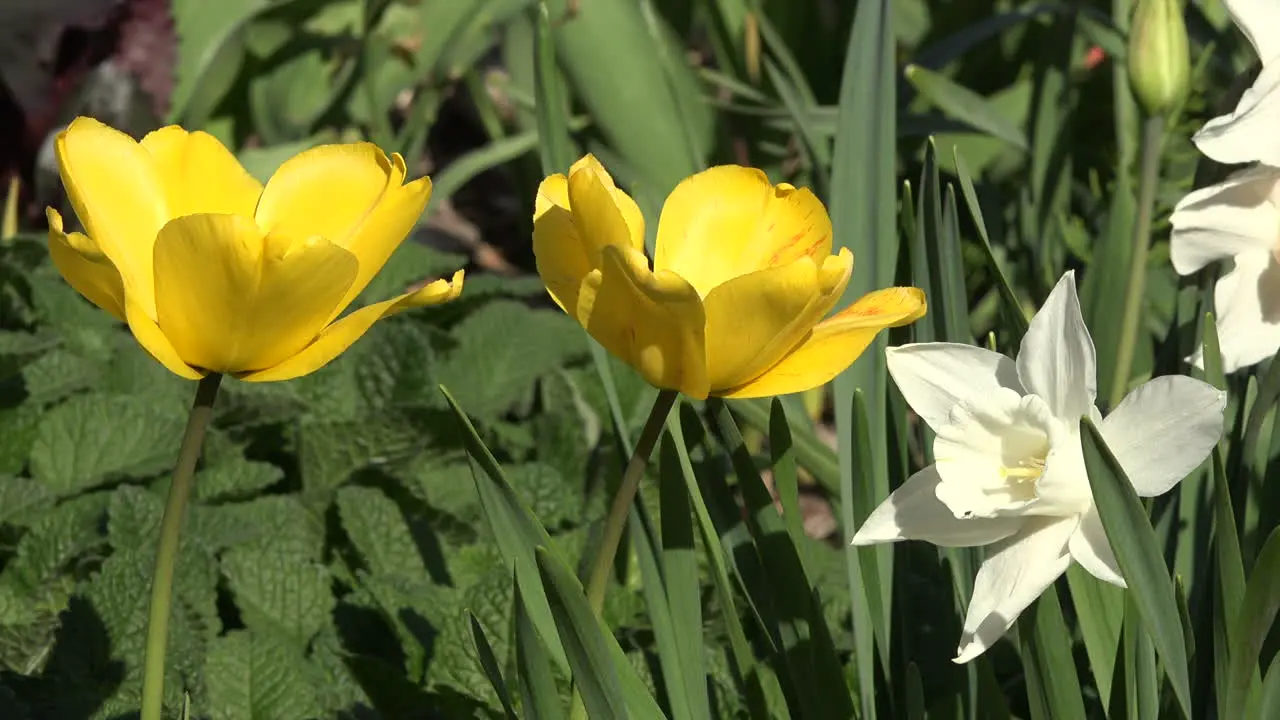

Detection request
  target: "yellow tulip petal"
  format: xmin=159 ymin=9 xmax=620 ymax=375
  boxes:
xmin=533 ymin=174 xmax=588 ymax=314
xmin=703 ymin=249 xmax=852 ymax=390
xmin=721 ymin=286 xmax=927 ymax=399
xmin=254 ymin=143 xmax=397 ymax=245
xmin=141 ymin=126 xmax=262 ymax=218
xmin=46 ymin=208 xmax=126 ymax=322
xmin=152 ymin=214 xmax=359 ymax=373
xmin=55 ymin=116 xmax=170 ymax=314
xmin=567 ymin=154 xmax=644 ymax=255
xmin=577 ymin=245 xmax=709 ymax=399
xmin=241 ymin=270 xmax=465 ymax=383
xmin=333 ymin=174 xmax=432 ymax=315
xmin=124 ymin=300 xmax=204 ymax=379
xmin=653 ymin=165 xmax=833 ymax=296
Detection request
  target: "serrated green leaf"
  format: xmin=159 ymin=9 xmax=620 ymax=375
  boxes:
xmin=296 ymin=417 xmax=421 ymax=500
xmin=336 ymin=485 xmax=429 ymax=581
xmin=203 ymin=629 xmax=325 ymax=720
xmin=436 ymin=301 xmax=586 ymax=418
xmin=195 ymin=458 xmax=284 ymax=504
xmin=0 ymin=476 xmax=52 ymax=527
xmin=30 ymin=394 xmax=188 ymax=497
xmin=222 ymin=539 xmax=335 ymax=648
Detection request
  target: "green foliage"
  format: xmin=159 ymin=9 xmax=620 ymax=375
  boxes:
xmin=10 ymin=0 xmax=1280 ymax=717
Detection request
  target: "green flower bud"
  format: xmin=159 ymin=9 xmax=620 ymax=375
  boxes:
xmin=1128 ymin=0 xmax=1191 ymax=116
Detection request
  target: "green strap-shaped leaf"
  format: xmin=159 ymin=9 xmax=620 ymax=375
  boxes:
xmin=514 ymin=576 xmax=565 ymax=720
xmin=1020 ymin=587 xmax=1086 ymax=720
xmin=470 ymin=613 xmax=518 ymax=720
xmin=906 ymin=65 xmax=1028 ymax=150
xmin=536 ymin=547 xmax=669 ymax=719
xmin=1225 ymin=527 xmax=1280 ymax=719
xmin=441 ymin=385 xmax=568 ymax=671
xmin=1080 ymin=417 xmax=1192 ymax=717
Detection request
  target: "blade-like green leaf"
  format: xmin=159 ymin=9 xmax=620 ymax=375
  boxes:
xmin=1225 ymin=526 xmax=1280 ymax=719
xmin=906 ymin=66 xmax=1028 ymax=150
xmin=708 ymin=399 xmax=855 ymax=719
xmin=1080 ymin=417 xmax=1192 ymax=717
xmin=536 ymin=547 xmax=669 ymax=719
xmin=470 ymin=613 xmax=519 ymax=720
xmin=830 ymin=12 xmax=899 ymax=714
xmin=629 ymin=502 xmax=692 ymax=720
xmin=1066 ymin=565 xmax=1124 ymax=708
xmin=953 ymin=148 xmax=1029 ymax=339
xmin=768 ymin=399 xmax=809 ymax=576
xmin=532 ymin=1 xmax=575 ymax=174
xmin=659 ymin=433 xmax=711 ymax=720
xmin=1020 ymin=587 xmax=1087 ymax=720
xmin=440 ymin=385 xmax=568 ymax=671
xmin=514 ymin=576 xmax=564 ymax=720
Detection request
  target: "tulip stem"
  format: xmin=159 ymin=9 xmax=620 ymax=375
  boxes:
xmin=141 ymin=373 xmax=222 ymax=720
xmin=1110 ymin=113 xmax=1165 ymax=411
xmin=584 ymin=389 xmax=680 ymax=616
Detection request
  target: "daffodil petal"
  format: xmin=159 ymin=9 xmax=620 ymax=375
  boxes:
xmin=954 ymin=515 xmax=1077 ymax=664
xmin=46 ymin=208 xmax=126 ymax=322
xmin=703 ymin=250 xmax=851 ymax=390
xmin=124 ymin=300 xmax=204 ymax=379
xmin=567 ymin=155 xmax=644 ymax=255
xmin=721 ymin=286 xmax=926 ymax=398
xmin=577 ymin=245 xmax=709 ymax=399
xmin=254 ymin=143 xmax=396 ymax=245
xmin=140 ymin=126 xmax=262 ymax=218
xmin=534 ymin=174 xmax=588 ymax=314
xmin=654 ymin=166 xmax=833 ymax=295
xmin=332 ymin=175 xmax=432 ymax=315
xmin=241 ymin=270 xmax=465 ymax=383
xmin=55 ymin=116 xmax=169 ymax=314
xmin=152 ymin=213 xmax=358 ymax=373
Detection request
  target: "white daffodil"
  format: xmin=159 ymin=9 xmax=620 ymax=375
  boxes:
xmin=1193 ymin=0 xmax=1280 ymax=164
xmin=1170 ymin=164 xmax=1280 ymax=372
xmin=851 ymin=272 xmax=1226 ymax=663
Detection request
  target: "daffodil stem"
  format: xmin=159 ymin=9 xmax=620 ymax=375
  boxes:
xmin=1109 ymin=113 xmax=1165 ymax=411
xmin=584 ymin=389 xmax=679 ymax=616
xmin=141 ymin=373 xmax=222 ymax=720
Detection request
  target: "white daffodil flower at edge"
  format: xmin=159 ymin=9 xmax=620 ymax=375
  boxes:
xmin=1170 ymin=164 xmax=1280 ymax=372
xmin=1193 ymin=0 xmax=1280 ymax=164
xmin=851 ymin=272 xmax=1227 ymax=664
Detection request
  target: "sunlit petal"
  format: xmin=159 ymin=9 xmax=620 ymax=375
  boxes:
xmin=1169 ymin=165 xmax=1280 ymax=275
xmin=886 ymin=342 xmax=1023 ymax=434
xmin=152 ymin=214 xmax=358 ymax=373
xmin=654 ymin=165 xmax=832 ymax=295
xmin=852 ymin=465 xmax=1024 ymax=548
xmin=254 ymin=143 xmax=396 ymax=245
xmin=1069 ymin=506 xmax=1126 ymax=587
xmin=1100 ymin=375 xmax=1226 ymax=497
xmin=140 ymin=125 xmax=262 ymax=218
xmin=954 ymin=515 xmax=1078 ymax=664
xmin=576 ymin=245 xmax=709 ymax=399
xmin=242 ymin=270 xmax=464 ymax=382
xmin=702 ymin=251 xmax=850 ymax=390
xmin=1017 ymin=271 xmax=1096 ymax=420
xmin=55 ymin=116 xmax=169 ymax=315
xmin=721 ymin=286 xmax=925 ymax=398
xmin=46 ymin=208 xmax=126 ymax=322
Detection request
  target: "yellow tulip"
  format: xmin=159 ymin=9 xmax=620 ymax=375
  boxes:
xmin=533 ymin=156 xmax=926 ymax=400
xmin=46 ymin=117 xmax=463 ymax=382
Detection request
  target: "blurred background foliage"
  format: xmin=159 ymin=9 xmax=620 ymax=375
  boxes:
xmin=0 ymin=0 xmax=1270 ymax=718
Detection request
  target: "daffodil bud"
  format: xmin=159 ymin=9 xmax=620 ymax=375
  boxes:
xmin=1127 ymin=0 xmax=1191 ymax=116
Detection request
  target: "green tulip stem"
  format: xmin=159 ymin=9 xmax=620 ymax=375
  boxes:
xmin=141 ymin=372 xmax=223 ymax=720
xmin=584 ymin=388 xmax=679 ymax=616
xmin=1109 ymin=113 xmax=1165 ymax=411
